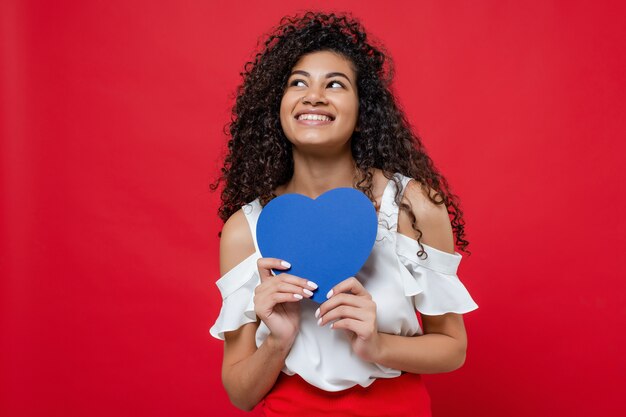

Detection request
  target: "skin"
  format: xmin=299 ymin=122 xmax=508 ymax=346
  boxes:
xmin=219 ymin=50 xmax=468 ymax=411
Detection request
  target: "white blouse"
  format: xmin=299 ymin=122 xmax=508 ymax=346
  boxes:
xmin=209 ymin=172 xmax=479 ymax=392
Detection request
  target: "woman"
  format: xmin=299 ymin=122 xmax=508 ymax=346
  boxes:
xmin=209 ymin=11 xmax=478 ymax=416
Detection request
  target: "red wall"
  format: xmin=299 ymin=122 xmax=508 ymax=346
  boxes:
xmin=2 ymin=1 xmax=625 ymax=416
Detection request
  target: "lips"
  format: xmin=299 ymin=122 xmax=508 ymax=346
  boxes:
xmin=296 ymin=114 xmax=333 ymax=122
xmin=295 ymin=116 xmax=333 ymax=126
xmin=294 ymin=110 xmax=336 ymax=120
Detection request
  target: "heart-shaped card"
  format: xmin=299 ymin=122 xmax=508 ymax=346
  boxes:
xmin=256 ymin=187 xmax=378 ymax=303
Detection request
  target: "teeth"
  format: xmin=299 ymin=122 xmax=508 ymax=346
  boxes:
xmin=298 ymin=114 xmax=332 ymax=121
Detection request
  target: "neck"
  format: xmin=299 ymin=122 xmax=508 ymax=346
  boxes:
xmin=279 ymin=147 xmax=361 ymax=199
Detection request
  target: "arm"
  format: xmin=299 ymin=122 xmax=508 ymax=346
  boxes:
xmin=218 ymin=210 xmax=313 ymax=411
xmin=219 ymin=210 xmax=287 ymax=411
xmin=372 ymin=313 xmax=467 ymax=373
xmin=222 ymin=323 xmax=292 ymax=411
xmin=374 ymin=180 xmax=468 ymax=373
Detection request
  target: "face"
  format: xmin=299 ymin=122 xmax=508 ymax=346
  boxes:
xmin=280 ymin=50 xmax=359 ymax=151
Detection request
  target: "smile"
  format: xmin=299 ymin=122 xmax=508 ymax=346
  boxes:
xmin=297 ymin=114 xmax=333 ymax=121
xmin=295 ymin=113 xmax=334 ymax=126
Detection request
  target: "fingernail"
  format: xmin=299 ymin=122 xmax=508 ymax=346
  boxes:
xmin=293 ymin=293 xmax=303 ymax=299
xmin=307 ymin=281 xmax=318 ymax=289
xmin=326 ymin=289 xmax=334 ymax=299
xmin=315 ymin=308 xmax=320 ymax=318
xmin=330 ymin=323 xmax=334 ymax=329
xmin=303 ymin=288 xmax=313 ymax=296
xmin=317 ymin=317 xmax=323 ymax=326
xmin=281 ymin=260 xmax=291 ymax=268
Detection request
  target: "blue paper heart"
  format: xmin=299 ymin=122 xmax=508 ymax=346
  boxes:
xmin=256 ymin=187 xmax=378 ymax=303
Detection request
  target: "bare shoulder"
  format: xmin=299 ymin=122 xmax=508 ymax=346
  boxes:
xmin=219 ymin=209 xmax=260 ymax=364
xmin=397 ymin=179 xmax=455 ymax=254
xmin=219 ymin=208 xmax=256 ymax=276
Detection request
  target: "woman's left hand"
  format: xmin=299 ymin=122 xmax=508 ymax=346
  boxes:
xmin=315 ymin=276 xmax=382 ymax=363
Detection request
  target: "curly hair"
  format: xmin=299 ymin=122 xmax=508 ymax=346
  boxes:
xmin=210 ymin=10 xmax=470 ymax=258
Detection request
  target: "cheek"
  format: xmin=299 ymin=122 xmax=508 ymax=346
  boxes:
xmin=344 ymin=96 xmax=359 ymax=113
xmin=279 ymin=103 xmax=289 ymax=124
xmin=344 ymin=100 xmax=360 ymax=122
xmin=279 ymin=96 xmax=294 ymax=119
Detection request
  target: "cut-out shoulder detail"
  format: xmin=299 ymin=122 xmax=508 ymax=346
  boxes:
xmin=220 ymin=208 xmax=256 ymax=276
xmin=210 ymin=250 xmax=261 ymax=340
xmin=376 ymin=172 xmax=412 ymax=233
xmin=241 ymin=200 xmax=263 ymax=255
xmin=395 ymin=233 xmax=478 ymax=315
xmin=396 ymin=177 xmax=455 ymax=254
xmin=215 ymin=251 xmax=260 ymax=297
xmin=395 ymin=231 xmax=461 ymax=275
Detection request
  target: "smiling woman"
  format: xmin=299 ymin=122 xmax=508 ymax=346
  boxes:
xmin=280 ymin=51 xmax=359 ymax=153
xmin=209 ymin=11 xmax=478 ymax=417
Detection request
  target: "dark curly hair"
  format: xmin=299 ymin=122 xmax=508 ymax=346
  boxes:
xmin=210 ymin=10 xmax=470 ymax=258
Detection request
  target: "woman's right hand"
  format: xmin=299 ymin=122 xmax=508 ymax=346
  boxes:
xmin=254 ymin=258 xmax=318 ymax=348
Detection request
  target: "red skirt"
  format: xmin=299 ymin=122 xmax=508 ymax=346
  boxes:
xmin=262 ymin=372 xmax=432 ymax=417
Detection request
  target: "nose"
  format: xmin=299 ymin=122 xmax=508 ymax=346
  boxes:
xmin=301 ymin=84 xmax=328 ymax=105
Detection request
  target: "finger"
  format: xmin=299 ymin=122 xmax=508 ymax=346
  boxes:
xmin=274 ymin=274 xmax=319 ymax=292
xmin=275 ymin=281 xmax=315 ymax=298
xmin=254 ymin=273 xmax=316 ymax=298
xmin=329 ymin=318 xmax=365 ymax=335
xmin=318 ymin=305 xmax=370 ymax=327
xmin=326 ymin=276 xmax=370 ymax=299
xmin=255 ymin=291 xmax=307 ymax=311
xmin=270 ymin=292 xmax=309 ymax=304
xmin=257 ymin=257 xmax=292 ymax=282
xmin=316 ymin=293 xmax=370 ymax=318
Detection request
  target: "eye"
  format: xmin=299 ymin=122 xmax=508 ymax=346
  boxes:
xmin=288 ymin=79 xmax=345 ymax=88
xmin=289 ymin=79 xmax=307 ymax=87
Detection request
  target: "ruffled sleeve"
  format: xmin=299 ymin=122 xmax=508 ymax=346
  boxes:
xmin=395 ymin=233 xmax=479 ymax=315
xmin=209 ymin=251 xmax=262 ymax=340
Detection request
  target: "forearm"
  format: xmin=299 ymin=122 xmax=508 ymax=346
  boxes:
xmin=223 ymin=334 xmax=292 ymax=411
xmin=373 ymin=332 xmax=466 ymax=374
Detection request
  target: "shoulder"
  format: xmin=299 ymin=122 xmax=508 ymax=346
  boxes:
xmin=219 ymin=208 xmax=256 ymax=276
xmin=397 ymin=178 xmax=455 ymax=254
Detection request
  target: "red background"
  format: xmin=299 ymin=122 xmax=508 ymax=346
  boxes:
xmin=2 ymin=1 xmax=625 ymax=416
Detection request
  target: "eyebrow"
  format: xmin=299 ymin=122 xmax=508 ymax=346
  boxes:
xmin=289 ymin=70 xmax=353 ymax=86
